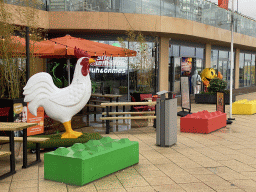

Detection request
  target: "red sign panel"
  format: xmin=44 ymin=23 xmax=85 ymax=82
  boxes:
xmin=27 ymin=106 xmax=44 ymax=136
xmin=218 ymin=0 xmax=229 ymax=10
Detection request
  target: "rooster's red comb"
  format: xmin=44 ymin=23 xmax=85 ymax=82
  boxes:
xmin=74 ymin=47 xmax=91 ymax=58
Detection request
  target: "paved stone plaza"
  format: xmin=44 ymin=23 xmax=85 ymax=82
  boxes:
xmin=1 ymin=92 xmax=256 ymax=192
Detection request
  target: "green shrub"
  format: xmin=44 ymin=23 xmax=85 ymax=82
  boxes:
xmin=207 ymin=78 xmax=227 ymax=94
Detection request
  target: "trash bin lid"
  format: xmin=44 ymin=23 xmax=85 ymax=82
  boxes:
xmin=156 ymin=90 xmax=170 ymax=95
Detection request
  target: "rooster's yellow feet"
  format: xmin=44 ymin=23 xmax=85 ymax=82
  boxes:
xmin=61 ymin=130 xmax=82 ymax=139
xmin=61 ymin=121 xmax=83 ymax=139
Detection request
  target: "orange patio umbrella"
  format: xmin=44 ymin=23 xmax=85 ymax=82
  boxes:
xmin=38 ymin=35 xmax=137 ymax=85
xmin=38 ymin=35 xmax=137 ymax=58
xmin=9 ymin=36 xmax=54 ymax=55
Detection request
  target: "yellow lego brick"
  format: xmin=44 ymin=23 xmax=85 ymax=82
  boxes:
xmin=232 ymin=99 xmax=256 ymax=115
xmin=234 ymin=99 xmax=247 ymax=104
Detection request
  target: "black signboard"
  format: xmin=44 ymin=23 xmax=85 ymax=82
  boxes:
xmin=181 ymin=76 xmax=191 ymax=111
xmin=177 ymin=76 xmax=191 ymax=117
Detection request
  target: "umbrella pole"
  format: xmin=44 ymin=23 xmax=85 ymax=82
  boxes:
xmin=26 ymin=26 xmax=30 ymax=81
xmin=67 ymin=58 xmax=71 ymax=85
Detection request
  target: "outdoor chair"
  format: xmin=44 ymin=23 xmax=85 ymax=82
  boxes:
xmin=131 ymin=96 xmax=148 ymax=112
xmin=0 ymin=107 xmax=10 ymax=137
xmin=140 ymin=94 xmax=154 ymax=111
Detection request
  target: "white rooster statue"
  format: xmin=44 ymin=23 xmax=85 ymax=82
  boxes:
xmin=23 ymin=48 xmax=95 ymax=139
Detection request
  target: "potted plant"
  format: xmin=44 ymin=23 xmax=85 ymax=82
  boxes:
xmin=119 ymin=86 xmax=128 ymax=94
xmin=0 ymin=0 xmax=45 ymax=126
xmin=195 ymin=78 xmax=236 ymax=104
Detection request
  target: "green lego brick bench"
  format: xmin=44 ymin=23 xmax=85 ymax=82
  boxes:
xmin=44 ymin=137 xmax=139 ymax=186
xmin=232 ymin=99 xmax=256 ymax=115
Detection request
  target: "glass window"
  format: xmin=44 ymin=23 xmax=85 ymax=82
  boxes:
xmin=170 ymin=45 xmax=180 ymax=57
xmin=174 ymin=57 xmax=181 ymax=94
xmin=244 ymin=61 xmax=248 ymax=87
xmin=247 ymin=61 xmax=251 ymax=86
xmin=222 ymin=60 xmax=228 ymax=81
xmin=180 ymin=46 xmax=195 ymax=57
xmin=196 ymin=59 xmax=203 ymax=74
xmin=219 ymin=50 xmax=228 ymax=59
xmin=219 ymin=59 xmax=223 ymax=78
xmin=129 ymin=41 xmax=155 ymax=93
xmin=245 ymin=53 xmax=251 ymax=60
xmin=252 ymin=55 xmax=255 ymax=85
xmin=211 ymin=50 xmax=218 ymax=70
xmin=174 ymin=57 xmax=181 ymax=81
xmin=121 ymin=0 xmax=141 ymax=14
xmin=142 ymin=0 xmax=161 ymax=15
xmin=239 ymin=53 xmax=244 ymax=87
xmin=161 ymin=0 xmax=176 ymax=17
xmin=196 ymin=48 xmax=204 ymax=59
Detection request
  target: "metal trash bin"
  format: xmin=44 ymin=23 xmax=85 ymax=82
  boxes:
xmin=156 ymin=91 xmax=177 ymax=147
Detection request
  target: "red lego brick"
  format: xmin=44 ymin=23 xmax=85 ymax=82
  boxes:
xmin=180 ymin=110 xmax=226 ymax=134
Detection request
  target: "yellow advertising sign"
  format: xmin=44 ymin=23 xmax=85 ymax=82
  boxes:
xmin=13 ymin=103 xmax=23 ymax=114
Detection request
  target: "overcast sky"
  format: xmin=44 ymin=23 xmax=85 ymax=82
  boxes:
xmin=210 ymin=0 xmax=256 ymax=20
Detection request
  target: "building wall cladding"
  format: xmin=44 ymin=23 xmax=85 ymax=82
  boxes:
xmin=47 ymin=11 xmax=256 ymax=52
xmin=3 ymin=2 xmax=256 ymax=52
xmin=3 ymin=2 xmax=256 ymax=93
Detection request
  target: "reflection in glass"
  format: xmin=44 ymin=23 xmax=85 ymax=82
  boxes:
xmin=174 ymin=57 xmax=181 ymax=81
xmin=239 ymin=53 xmax=244 ymax=87
xmin=244 ymin=61 xmax=248 ymax=87
xmin=211 ymin=50 xmax=218 ymax=70
xmin=196 ymin=59 xmax=202 ymax=74
xmin=196 ymin=48 xmax=204 ymax=59
xmin=172 ymin=45 xmax=180 ymax=57
xmin=252 ymin=55 xmax=255 ymax=85
xmin=222 ymin=61 xmax=227 ymax=81
xmin=180 ymin=46 xmax=195 ymax=57
xmin=247 ymin=62 xmax=251 ymax=86
xmin=245 ymin=53 xmax=251 ymax=60
xmin=142 ymin=0 xmax=161 ymax=15
xmin=219 ymin=50 xmax=228 ymax=59
xmin=161 ymin=0 xmax=176 ymax=17
xmin=174 ymin=57 xmax=181 ymax=94
xmin=219 ymin=60 xmax=223 ymax=79
xmin=121 ymin=0 xmax=142 ymax=14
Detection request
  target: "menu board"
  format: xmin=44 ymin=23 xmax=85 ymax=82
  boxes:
xmin=181 ymin=76 xmax=190 ymax=110
xmin=216 ymin=92 xmax=225 ymax=113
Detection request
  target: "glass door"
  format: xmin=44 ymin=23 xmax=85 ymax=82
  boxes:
xmin=244 ymin=61 xmax=251 ymax=87
xmin=170 ymin=57 xmax=202 ymax=95
xmin=219 ymin=59 xmax=235 ymax=89
xmin=219 ymin=59 xmax=228 ymax=88
xmin=222 ymin=60 xmax=228 ymax=81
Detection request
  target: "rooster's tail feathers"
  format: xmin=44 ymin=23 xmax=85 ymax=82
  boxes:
xmin=23 ymin=72 xmax=59 ymax=102
xmin=24 ymin=73 xmax=58 ymax=92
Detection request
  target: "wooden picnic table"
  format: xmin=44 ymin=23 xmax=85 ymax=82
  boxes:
xmin=0 ymin=122 xmax=37 ymax=180
xmin=85 ymin=93 xmax=123 ymax=126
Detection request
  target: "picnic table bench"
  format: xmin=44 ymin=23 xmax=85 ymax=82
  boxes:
xmin=100 ymin=101 xmax=156 ymax=134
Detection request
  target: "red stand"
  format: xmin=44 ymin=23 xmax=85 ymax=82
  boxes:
xmin=180 ymin=110 xmax=226 ymax=134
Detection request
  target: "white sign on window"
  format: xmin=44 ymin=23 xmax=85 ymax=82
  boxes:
xmin=90 ymin=56 xmax=127 ymax=74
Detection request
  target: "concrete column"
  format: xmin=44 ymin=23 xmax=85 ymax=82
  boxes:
xmin=159 ymin=36 xmax=169 ymax=91
xmin=234 ymin=48 xmax=240 ymax=89
xmin=205 ymin=43 xmax=211 ymax=68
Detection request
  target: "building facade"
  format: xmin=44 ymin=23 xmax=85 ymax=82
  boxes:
xmin=4 ymin=0 xmax=256 ymax=98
